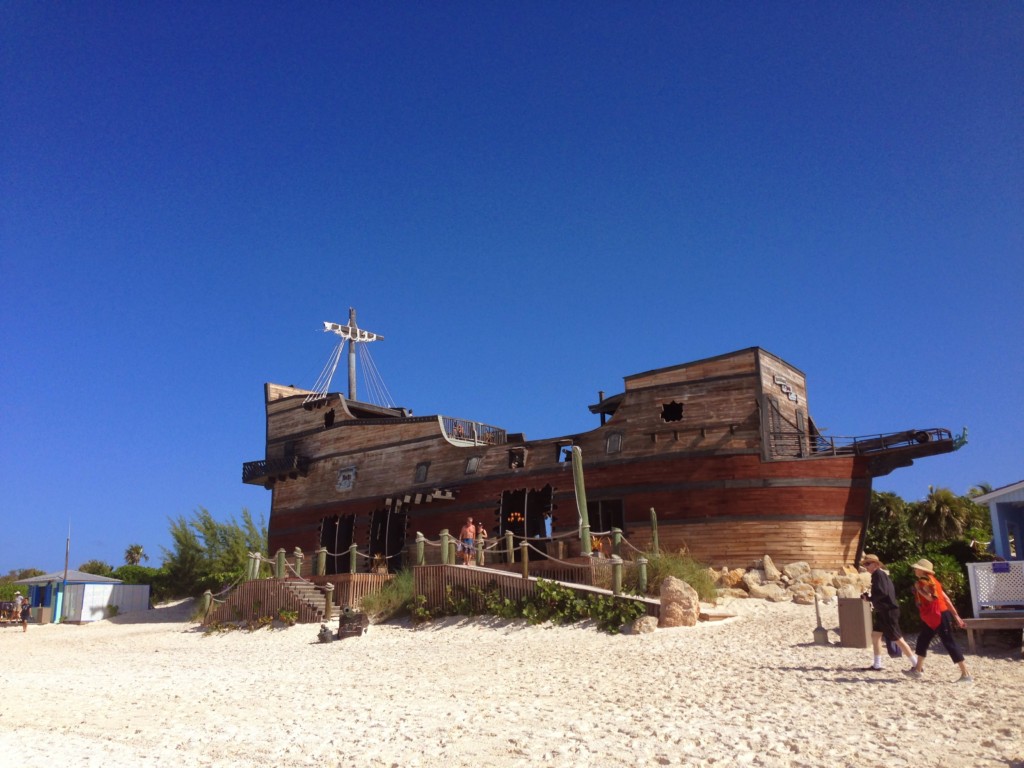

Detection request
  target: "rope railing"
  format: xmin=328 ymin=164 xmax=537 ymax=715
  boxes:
xmin=201 ymin=516 xmax=663 ymax=622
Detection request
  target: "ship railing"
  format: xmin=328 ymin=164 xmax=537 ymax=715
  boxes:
xmin=442 ymin=416 xmax=507 ymax=445
xmin=803 ymin=428 xmax=953 ymax=457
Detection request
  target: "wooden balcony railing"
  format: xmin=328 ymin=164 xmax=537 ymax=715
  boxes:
xmin=242 ymin=455 xmax=310 ymax=485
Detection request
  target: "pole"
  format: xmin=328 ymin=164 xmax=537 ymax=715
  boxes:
xmin=347 ymin=307 xmax=357 ymax=400
xmin=572 ymin=447 xmax=592 ymax=555
xmin=650 ymin=508 xmax=659 ymax=554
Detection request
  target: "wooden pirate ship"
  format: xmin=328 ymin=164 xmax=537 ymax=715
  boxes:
xmin=243 ymin=310 xmax=960 ymax=570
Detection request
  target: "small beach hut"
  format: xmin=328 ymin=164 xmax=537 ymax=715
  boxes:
xmin=14 ymin=570 xmax=151 ymax=624
xmin=974 ymin=480 xmax=1024 ymax=561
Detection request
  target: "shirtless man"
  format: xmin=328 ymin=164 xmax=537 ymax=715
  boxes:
xmin=459 ymin=517 xmax=476 ymax=566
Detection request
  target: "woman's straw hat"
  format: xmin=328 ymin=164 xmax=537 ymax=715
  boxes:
xmin=910 ymin=558 xmax=935 ymax=575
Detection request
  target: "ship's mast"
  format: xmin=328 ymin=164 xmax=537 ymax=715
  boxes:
xmin=323 ymin=307 xmax=384 ymax=401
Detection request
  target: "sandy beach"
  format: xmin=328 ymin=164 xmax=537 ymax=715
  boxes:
xmin=0 ymin=597 xmax=1021 ymax=768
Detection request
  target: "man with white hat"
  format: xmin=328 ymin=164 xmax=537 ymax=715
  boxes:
xmin=860 ymin=554 xmax=917 ymax=671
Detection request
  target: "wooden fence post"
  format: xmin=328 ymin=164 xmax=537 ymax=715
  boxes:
xmin=611 ymin=527 xmax=622 ymax=558
xmin=323 ymin=583 xmax=334 ymax=622
xmin=416 ymin=532 xmax=425 ymax=566
xmin=315 ymin=548 xmax=327 ymax=577
xmin=202 ymin=589 xmax=212 ymax=619
xmin=293 ymin=547 xmax=304 ymax=578
xmin=348 ymin=544 xmax=358 ymax=574
xmin=612 ymin=555 xmax=623 ymax=595
xmin=476 ymin=533 xmax=485 ymax=567
xmin=440 ymin=529 xmax=450 ymax=565
xmin=275 ymin=549 xmax=286 ymax=579
xmin=637 ymin=557 xmax=648 ymax=595
xmin=650 ymin=508 xmax=659 ymax=554
xmin=520 ymin=541 xmax=529 ymax=579
xmin=505 ymin=531 xmax=514 ymax=563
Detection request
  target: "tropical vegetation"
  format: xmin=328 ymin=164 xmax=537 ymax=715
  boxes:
xmin=864 ymin=484 xmax=995 ymax=630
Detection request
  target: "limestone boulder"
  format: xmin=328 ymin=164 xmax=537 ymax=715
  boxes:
xmin=762 ymin=554 xmax=782 ymax=581
xmin=832 ymin=574 xmax=859 ymax=590
xmin=742 ymin=569 xmax=766 ymax=590
xmin=720 ymin=568 xmax=746 ymax=588
xmin=788 ymin=583 xmax=816 ymax=605
xmin=659 ymin=576 xmax=700 ymax=628
xmin=748 ymin=582 xmax=790 ymax=602
xmin=837 ymin=584 xmax=861 ymax=599
xmin=782 ymin=561 xmax=811 ymax=580
xmin=626 ymin=616 xmax=659 ymax=634
xmin=817 ymin=584 xmax=838 ymax=601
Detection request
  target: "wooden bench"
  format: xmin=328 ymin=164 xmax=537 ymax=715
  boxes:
xmin=964 ymin=616 xmax=1024 ymax=657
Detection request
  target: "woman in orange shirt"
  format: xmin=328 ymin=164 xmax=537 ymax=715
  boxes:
xmin=906 ymin=558 xmax=972 ymax=683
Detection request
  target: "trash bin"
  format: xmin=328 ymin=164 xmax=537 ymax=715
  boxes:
xmin=838 ymin=597 xmax=872 ymax=648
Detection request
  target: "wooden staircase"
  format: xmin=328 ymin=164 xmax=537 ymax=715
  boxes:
xmin=282 ymin=580 xmax=331 ymax=621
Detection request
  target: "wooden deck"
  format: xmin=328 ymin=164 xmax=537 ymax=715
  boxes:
xmin=412 ymin=564 xmax=660 ymax=619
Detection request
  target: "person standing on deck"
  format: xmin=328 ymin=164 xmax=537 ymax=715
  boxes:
xmin=860 ymin=554 xmax=917 ymax=671
xmin=477 ymin=521 xmax=488 ymax=566
xmin=459 ymin=517 xmax=476 ymax=566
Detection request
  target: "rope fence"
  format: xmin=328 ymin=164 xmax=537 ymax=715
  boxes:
xmin=201 ymin=500 xmax=668 ymax=624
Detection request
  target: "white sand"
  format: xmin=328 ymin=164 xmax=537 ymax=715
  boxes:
xmin=0 ymin=598 xmax=1021 ymax=767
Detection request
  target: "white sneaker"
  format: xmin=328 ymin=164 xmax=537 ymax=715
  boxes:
xmin=956 ymin=674 xmax=974 ymax=684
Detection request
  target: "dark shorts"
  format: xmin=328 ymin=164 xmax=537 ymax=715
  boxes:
xmin=462 ymin=538 xmax=474 ymax=552
xmin=872 ymin=607 xmax=903 ymax=641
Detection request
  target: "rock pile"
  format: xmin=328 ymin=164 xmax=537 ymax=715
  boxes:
xmin=707 ymin=554 xmax=869 ymax=605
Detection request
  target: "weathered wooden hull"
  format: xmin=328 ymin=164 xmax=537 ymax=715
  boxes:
xmin=248 ymin=347 xmax=955 ymax=570
xmin=264 ymin=421 xmax=875 ymax=569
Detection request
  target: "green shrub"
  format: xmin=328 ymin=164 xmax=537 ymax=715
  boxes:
xmin=359 ymin=570 xmax=414 ymax=621
xmin=640 ymin=551 xmax=717 ymax=601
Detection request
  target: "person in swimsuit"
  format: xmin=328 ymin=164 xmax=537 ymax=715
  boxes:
xmin=458 ymin=517 xmax=476 ymax=566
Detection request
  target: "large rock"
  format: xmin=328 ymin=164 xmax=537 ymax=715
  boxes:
xmin=626 ymin=616 xmax=659 ymax=634
xmin=832 ymin=574 xmax=859 ymax=590
xmin=788 ymin=583 xmax=816 ymax=605
xmin=782 ymin=561 xmax=811 ymax=580
xmin=762 ymin=554 xmax=782 ymax=581
xmin=748 ymin=582 xmax=790 ymax=602
xmin=659 ymin=576 xmax=700 ymax=628
xmin=742 ymin=569 xmax=766 ymax=590
xmin=796 ymin=568 xmax=832 ymax=586
xmin=837 ymin=584 xmax=862 ymax=599
xmin=706 ymin=567 xmax=723 ymax=586
xmin=720 ymin=568 xmax=746 ymax=588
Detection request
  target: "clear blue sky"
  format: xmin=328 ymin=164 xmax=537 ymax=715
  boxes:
xmin=2 ymin=3 xmax=1021 ymax=573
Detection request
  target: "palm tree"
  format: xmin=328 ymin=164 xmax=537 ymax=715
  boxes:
xmin=124 ymin=544 xmax=149 ymax=566
xmin=909 ymin=486 xmax=970 ymax=543
xmin=968 ymin=482 xmax=994 ymax=498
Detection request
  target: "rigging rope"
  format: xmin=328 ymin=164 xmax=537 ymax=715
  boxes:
xmin=305 ymin=340 xmax=344 ymax=403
